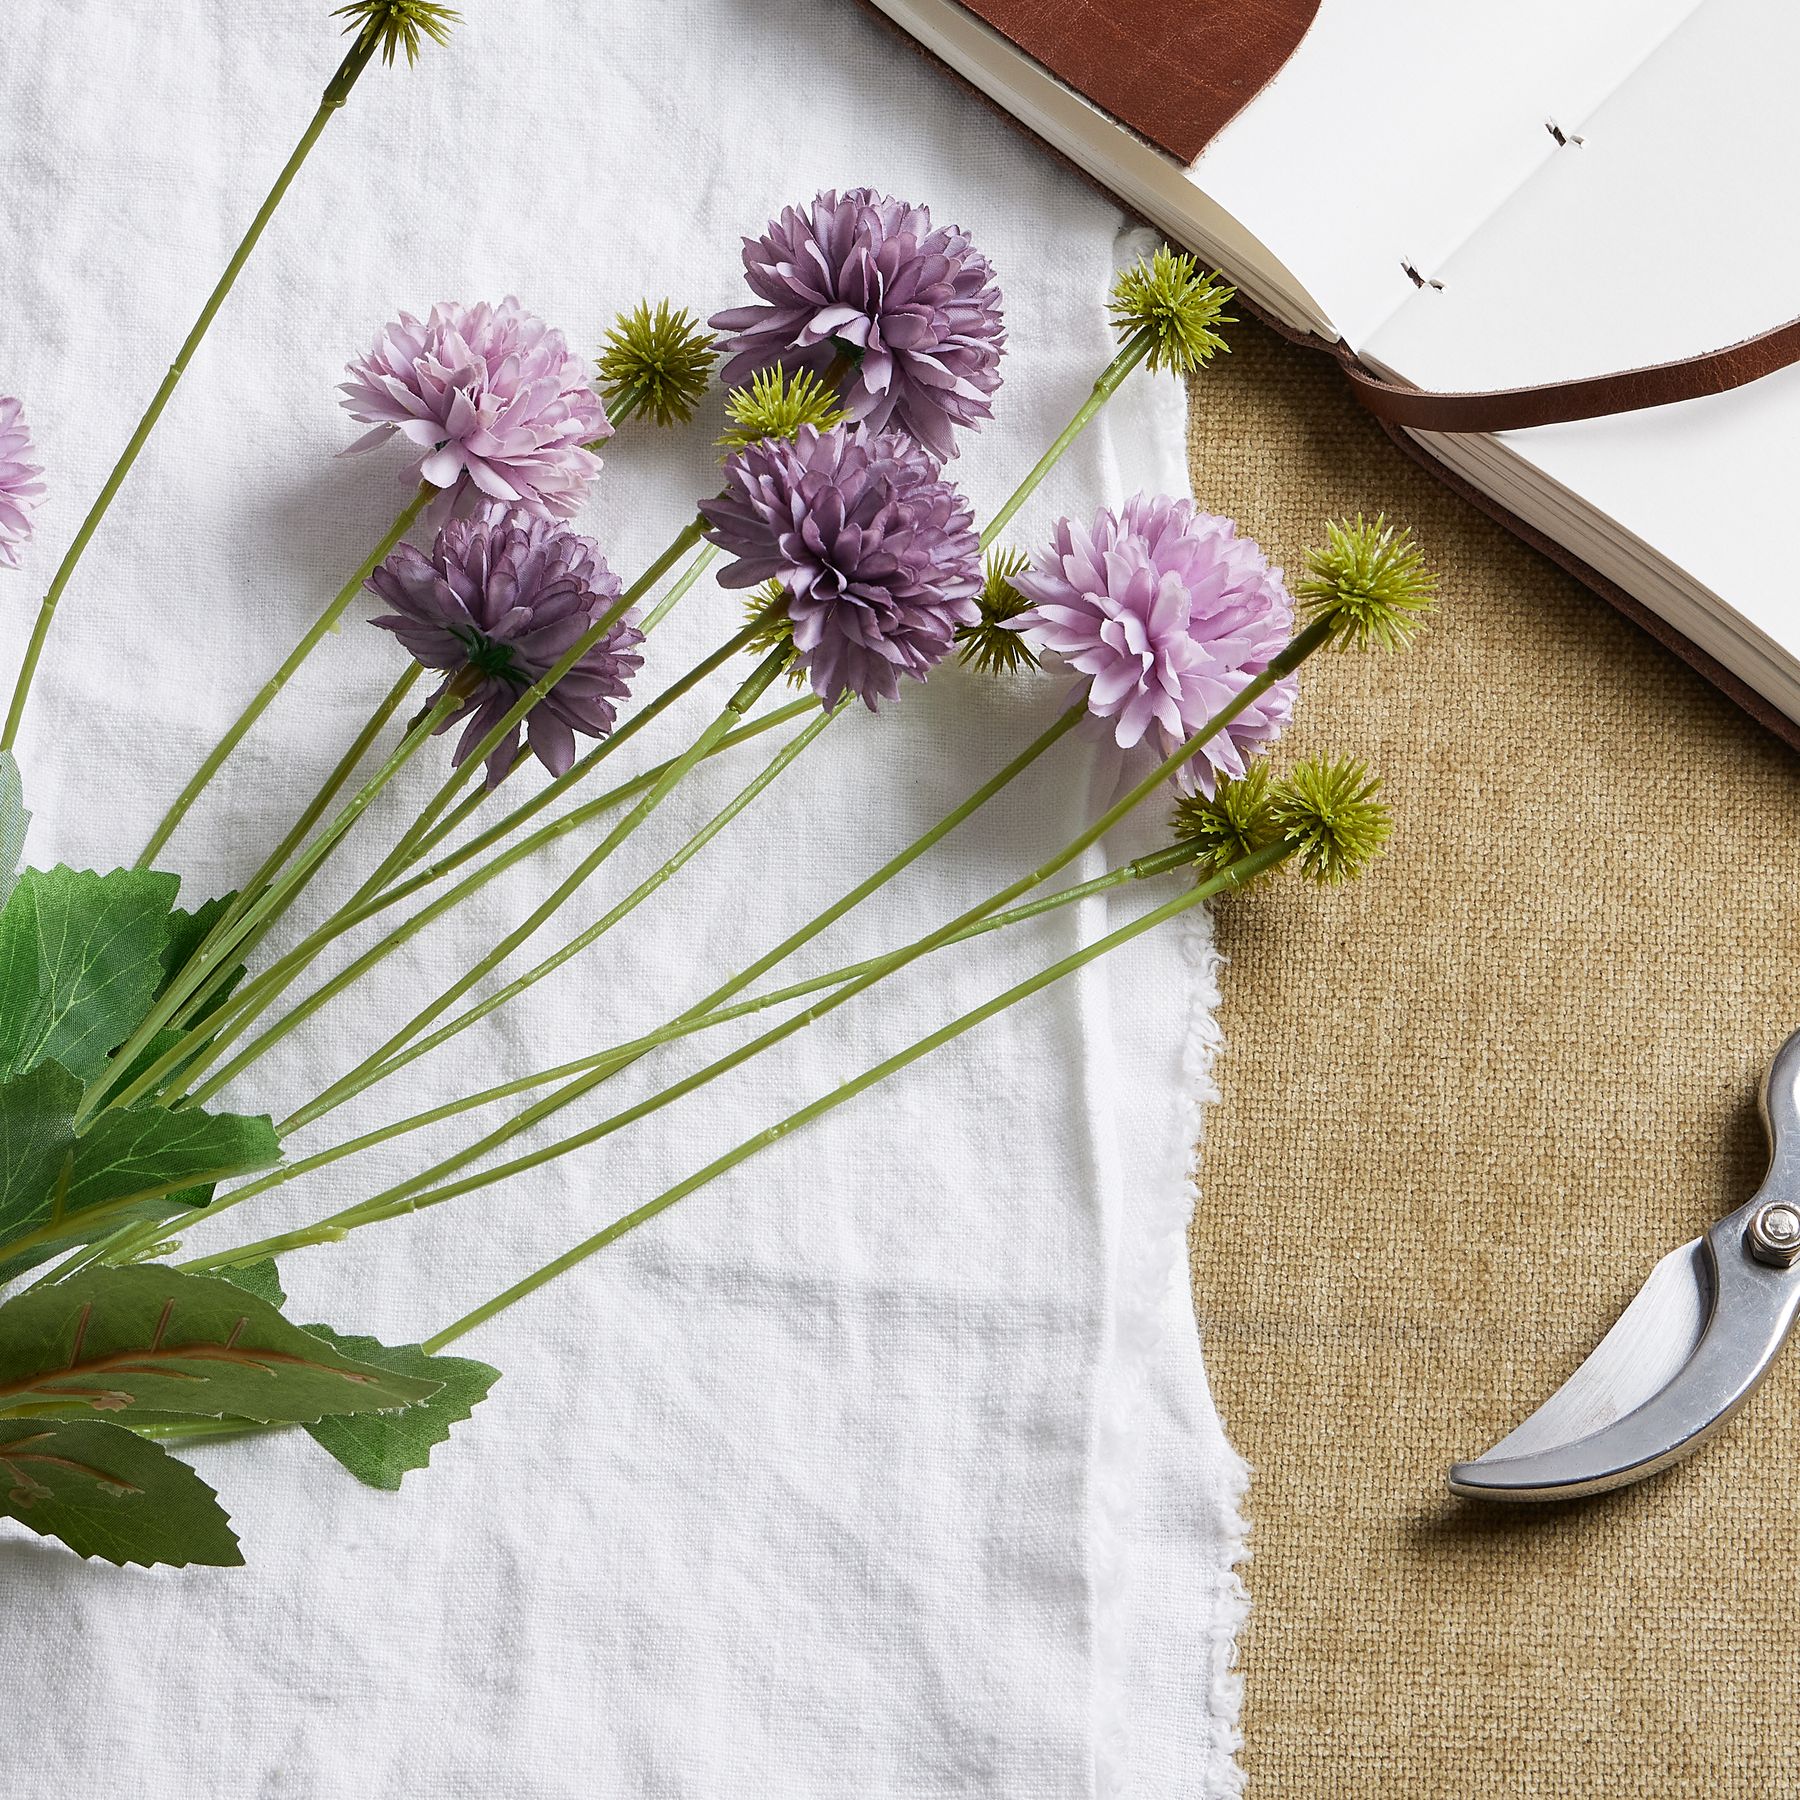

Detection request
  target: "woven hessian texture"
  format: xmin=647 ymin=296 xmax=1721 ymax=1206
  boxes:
xmin=1188 ymin=316 xmax=1800 ymax=1797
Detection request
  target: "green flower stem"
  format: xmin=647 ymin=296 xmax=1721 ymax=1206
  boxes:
xmin=261 ymin=706 xmax=1080 ymax=1236
xmin=422 ymin=845 xmax=1290 ymax=1350
xmin=640 ymin=542 xmax=719 ymax=634
xmin=601 ymin=387 xmax=646 ymax=432
xmin=177 ymin=832 xmax=1280 ymax=1272
xmin=183 ymin=670 xmax=822 ymax=1115
xmin=137 ymin=694 xmax=814 ymax=1111
xmin=146 ymin=623 xmax=779 ymax=1109
xmin=175 ymin=692 xmax=815 ymax=1093
xmin=164 ymin=663 xmax=425 ymax=1034
xmin=81 ymin=690 xmax=462 ymax=1123
xmin=281 ymin=696 xmax=850 ymax=1110
xmin=225 ymin=617 xmax=1332 ymax=1256
xmin=282 ymin=701 xmax=1077 ymax=1143
xmin=22 ymin=1222 xmax=147 ymax=1292
xmin=980 ymin=324 xmax=1155 ymax=550
xmin=128 ymin=1418 xmax=268 ymax=1446
xmin=161 ymin=826 xmax=1232 ymax=1260
xmin=363 ymin=518 xmax=707 ymax=894
xmin=308 ymin=701 xmax=1082 ymax=1128
xmin=134 ymin=486 xmax=431 ymax=869
xmin=396 ymin=697 xmax=813 ymax=894
xmin=0 ymin=27 xmax=386 ymax=753
xmin=192 ymin=643 xmax=794 ymax=1123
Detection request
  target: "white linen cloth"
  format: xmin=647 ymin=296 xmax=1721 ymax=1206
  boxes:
xmin=0 ymin=3 xmax=1250 ymax=1793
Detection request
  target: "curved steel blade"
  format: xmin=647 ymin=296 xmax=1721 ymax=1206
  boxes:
xmin=1450 ymin=1027 xmax=1800 ymax=1502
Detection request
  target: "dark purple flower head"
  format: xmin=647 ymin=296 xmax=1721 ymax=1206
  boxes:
xmin=1008 ymin=494 xmax=1296 ymax=795
xmin=711 ymin=189 xmax=1005 ymax=461
xmin=0 ymin=397 xmax=46 ymax=572
xmin=699 ymin=422 xmax=981 ymax=710
xmin=368 ymin=507 xmax=643 ymax=787
xmin=341 ymin=298 xmax=608 ymax=520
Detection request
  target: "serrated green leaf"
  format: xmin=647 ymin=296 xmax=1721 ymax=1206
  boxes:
xmin=2 ymin=1414 xmax=242 ymax=1568
xmin=0 ymin=1416 xmax=242 ymax=1566
xmin=301 ymin=1326 xmax=499 ymax=1489
xmin=212 ymin=1257 xmax=285 ymax=1309
xmin=0 ymin=1061 xmax=279 ymax=1281
xmin=0 ymin=1264 xmax=438 ymax=1424
xmin=0 ymin=753 xmax=27 ymax=913
xmin=0 ymin=865 xmax=180 ymax=1082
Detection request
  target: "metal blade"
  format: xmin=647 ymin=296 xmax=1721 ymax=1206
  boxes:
xmin=1473 ymin=1238 xmax=1710 ymax=1465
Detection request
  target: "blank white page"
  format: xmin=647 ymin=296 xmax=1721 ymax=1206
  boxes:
xmin=1192 ymin=0 xmax=1701 ymax=348
xmin=1362 ymin=0 xmax=1800 ymax=660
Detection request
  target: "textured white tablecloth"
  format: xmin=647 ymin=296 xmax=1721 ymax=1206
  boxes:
xmin=0 ymin=3 xmax=1250 ymax=1793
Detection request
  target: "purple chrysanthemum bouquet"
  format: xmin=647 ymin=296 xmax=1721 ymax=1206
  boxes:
xmin=0 ymin=105 xmax=1437 ymax=1571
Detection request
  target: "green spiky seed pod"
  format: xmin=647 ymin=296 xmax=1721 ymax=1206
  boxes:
xmin=1108 ymin=248 xmax=1235 ymax=375
xmin=596 ymin=302 xmax=718 ymax=429
xmin=1296 ymin=514 xmax=1438 ymax=652
xmin=740 ymin=582 xmax=810 ymax=687
xmin=955 ymin=549 xmax=1039 ymax=678
xmin=332 ymin=0 xmax=459 ymax=66
xmin=718 ymin=368 xmax=852 ymax=455
xmin=1269 ymin=756 xmax=1391 ymax=883
xmin=1168 ymin=762 xmax=1280 ymax=883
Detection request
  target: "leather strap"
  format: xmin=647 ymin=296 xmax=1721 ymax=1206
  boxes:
xmin=1336 ymin=314 xmax=1800 ymax=434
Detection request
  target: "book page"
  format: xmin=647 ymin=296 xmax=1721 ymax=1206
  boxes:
xmin=1360 ymin=0 xmax=1800 ymax=666
xmin=1192 ymin=0 xmax=1701 ymax=348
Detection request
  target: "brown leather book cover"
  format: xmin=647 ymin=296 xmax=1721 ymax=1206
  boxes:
xmin=953 ymin=0 xmax=1321 ymax=161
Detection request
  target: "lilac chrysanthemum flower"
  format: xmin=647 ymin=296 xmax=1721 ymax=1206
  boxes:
xmin=341 ymin=298 xmax=608 ymax=520
xmin=1008 ymin=495 xmax=1296 ymax=795
xmin=367 ymin=507 xmax=643 ymax=786
xmin=699 ymin=421 xmax=981 ymax=709
xmin=711 ymin=189 xmax=1005 ymax=461
xmin=0 ymin=397 xmax=46 ymax=571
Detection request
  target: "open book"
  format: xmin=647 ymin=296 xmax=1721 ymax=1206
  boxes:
xmin=866 ymin=0 xmax=1800 ymax=743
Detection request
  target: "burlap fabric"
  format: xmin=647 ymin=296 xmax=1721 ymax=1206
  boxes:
xmin=1189 ymin=319 xmax=1800 ymax=1797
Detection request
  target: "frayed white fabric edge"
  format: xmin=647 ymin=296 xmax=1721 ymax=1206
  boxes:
xmin=1088 ymin=904 xmax=1252 ymax=1800
xmin=1180 ymin=912 xmax=1253 ymax=1797
xmin=1083 ymin=219 xmax=1254 ymax=1799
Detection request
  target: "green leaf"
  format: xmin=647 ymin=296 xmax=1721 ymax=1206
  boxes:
xmin=0 ymin=865 xmax=180 ymax=1081
xmin=0 ymin=1264 xmax=438 ymax=1424
xmin=0 ymin=1061 xmax=280 ymax=1280
xmin=156 ymin=893 xmax=245 ymax=1030
xmin=213 ymin=1257 xmax=285 ymax=1310
xmin=0 ymin=1416 xmax=242 ymax=1567
xmin=301 ymin=1327 xmax=499 ymax=1489
xmin=0 ymin=752 xmax=27 ymax=913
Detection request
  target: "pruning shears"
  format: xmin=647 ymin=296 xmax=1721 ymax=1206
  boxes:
xmin=1451 ymin=1027 xmax=1800 ymax=1501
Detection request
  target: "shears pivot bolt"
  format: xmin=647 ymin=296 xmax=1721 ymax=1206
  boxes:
xmin=1747 ymin=1202 xmax=1800 ymax=1269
